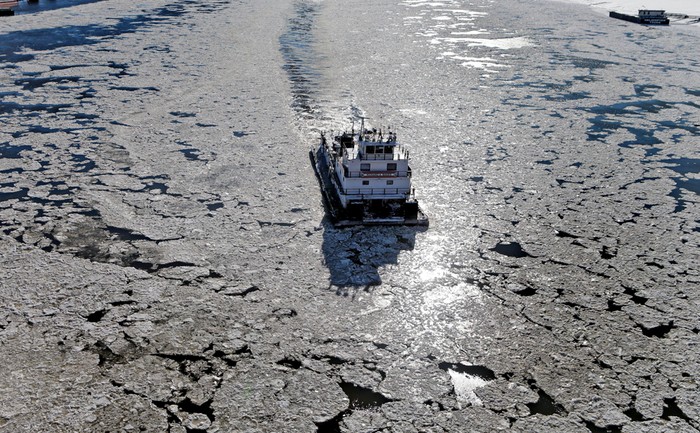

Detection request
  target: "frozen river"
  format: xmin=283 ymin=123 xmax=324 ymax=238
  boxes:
xmin=0 ymin=0 xmax=698 ymax=432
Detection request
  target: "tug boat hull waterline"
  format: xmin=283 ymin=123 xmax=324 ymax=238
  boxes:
xmin=311 ymin=123 xmax=428 ymax=227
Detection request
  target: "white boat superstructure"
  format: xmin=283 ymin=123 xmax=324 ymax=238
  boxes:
xmin=312 ymin=120 xmax=428 ymax=226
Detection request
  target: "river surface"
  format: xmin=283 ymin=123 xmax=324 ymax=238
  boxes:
xmin=0 ymin=0 xmax=698 ymax=432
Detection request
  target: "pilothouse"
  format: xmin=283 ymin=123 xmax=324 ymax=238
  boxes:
xmin=311 ymin=119 xmax=428 ymax=226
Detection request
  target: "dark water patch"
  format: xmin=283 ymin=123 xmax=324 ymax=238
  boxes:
xmin=438 ymin=362 xmax=496 ymax=380
xmin=491 ymin=241 xmax=531 ymax=258
xmin=618 ymin=128 xmax=663 ymax=148
xmin=14 ymin=76 xmax=81 ymax=91
xmin=179 ymin=148 xmax=201 ymax=161
xmin=71 ymin=154 xmax=96 ymax=173
xmin=276 ymin=357 xmax=302 ymax=369
xmin=607 ymin=299 xmax=623 ymax=312
xmin=0 ymin=187 xmax=29 ymax=202
xmin=11 ymin=125 xmax=65 ymax=138
xmin=556 ymin=230 xmax=579 ymax=238
xmin=0 ymin=101 xmax=72 ymax=115
xmin=591 ymin=100 xmax=674 ymax=116
xmin=660 ymin=158 xmax=700 ymax=176
xmin=49 ymin=63 xmax=91 ymax=71
xmin=0 ymin=168 xmax=23 ymax=174
xmin=105 ymin=226 xmax=153 ymax=241
xmin=143 ymin=182 xmax=169 ymax=194
xmin=0 ymin=142 xmax=32 ymax=158
xmin=279 ymin=1 xmax=322 ymax=117
xmin=574 ymin=74 xmax=596 ymax=83
xmin=109 ymin=86 xmax=160 ymax=92
xmin=232 ymin=130 xmax=249 ymax=138
xmin=555 ymin=178 xmax=583 ymax=186
xmin=86 ymin=308 xmax=108 ymax=322
xmin=685 ymin=88 xmax=700 ymax=97
xmin=513 ymin=285 xmax=537 ymax=296
xmin=195 ymin=122 xmax=216 ymax=128
xmin=72 ymin=113 xmax=99 ymax=122
xmin=0 ymin=0 xmax=226 ymax=63
xmin=527 ymin=389 xmax=567 ymax=416
xmin=644 ymin=147 xmax=661 ymax=157
xmin=584 ymin=420 xmax=622 ymax=433
xmin=340 ymin=382 xmax=392 ymax=410
xmin=206 ymin=202 xmax=223 ymax=211
xmin=600 ymin=245 xmax=616 ymax=259
xmin=50 ymin=187 xmax=74 ymax=196
xmin=586 ymin=115 xmax=623 ymax=141
xmin=670 ymin=178 xmax=699 ymax=212
xmin=558 ymin=55 xmax=616 ymax=70
xmin=633 ymin=84 xmax=661 ymax=97
xmin=623 ymin=286 xmax=647 ymax=305
xmin=143 ymin=45 xmax=171 ymax=53
xmin=544 ymin=91 xmax=590 ymax=101
xmin=639 ymin=321 xmax=675 ymax=338
xmin=170 ymin=111 xmax=196 ymax=118
xmin=536 ymin=159 xmax=553 ymax=165
xmin=315 ymin=411 xmax=345 ymax=433
xmin=0 ymin=91 xmax=21 ymax=98
xmin=106 ymin=61 xmax=131 ymax=77
xmin=674 ymin=178 xmax=700 ymax=194
xmin=662 ymin=397 xmax=691 ymax=422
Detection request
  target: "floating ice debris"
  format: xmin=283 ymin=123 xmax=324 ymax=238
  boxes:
xmin=447 ymin=368 xmax=489 ymax=406
xmin=434 ymin=36 xmax=533 ymax=49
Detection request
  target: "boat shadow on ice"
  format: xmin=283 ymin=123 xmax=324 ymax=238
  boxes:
xmin=321 ymin=220 xmax=425 ymax=296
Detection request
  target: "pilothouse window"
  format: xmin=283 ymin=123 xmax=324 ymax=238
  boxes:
xmin=387 ymin=163 xmax=397 ymax=171
xmin=361 ymin=163 xmax=370 ymax=171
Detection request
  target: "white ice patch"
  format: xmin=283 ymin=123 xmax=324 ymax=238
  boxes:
xmin=435 ymin=9 xmax=488 ymax=16
xmin=455 ymin=56 xmax=506 ymax=70
xmin=448 ymin=368 xmax=488 ymax=406
xmin=451 ymin=30 xmax=490 ymax=35
xmin=441 ymin=36 xmax=533 ymax=49
xmin=398 ymin=108 xmax=428 ymax=116
xmin=422 ymin=282 xmax=481 ymax=308
xmin=419 ymin=266 xmax=448 ymax=282
xmin=402 ymin=1 xmax=449 ymax=7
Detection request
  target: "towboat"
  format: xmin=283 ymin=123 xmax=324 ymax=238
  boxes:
xmin=311 ymin=120 xmax=428 ymax=227
xmin=609 ymin=9 xmax=670 ymax=25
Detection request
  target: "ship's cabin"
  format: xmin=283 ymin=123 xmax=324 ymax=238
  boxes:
xmin=358 ymin=142 xmax=399 ymax=160
xmin=333 ymin=130 xmax=408 ymax=161
xmin=638 ymin=9 xmax=665 ymax=17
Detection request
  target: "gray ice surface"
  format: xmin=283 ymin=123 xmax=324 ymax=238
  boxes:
xmin=0 ymin=0 xmax=698 ymax=432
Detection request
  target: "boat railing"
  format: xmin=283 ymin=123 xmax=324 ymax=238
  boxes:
xmin=342 ymin=187 xmax=411 ymax=196
xmin=345 ymin=170 xmax=411 ymax=178
xmin=359 ymin=153 xmax=402 ymax=161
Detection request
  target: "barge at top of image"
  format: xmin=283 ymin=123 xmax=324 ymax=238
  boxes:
xmin=311 ymin=118 xmax=429 ymax=228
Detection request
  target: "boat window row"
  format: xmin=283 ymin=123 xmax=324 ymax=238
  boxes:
xmin=362 ymin=180 xmax=395 ymax=185
xmin=343 ymin=187 xmax=411 ymax=196
xmin=360 ymin=163 xmax=397 ymax=171
xmin=364 ymin=145 xmax=395 ymax=154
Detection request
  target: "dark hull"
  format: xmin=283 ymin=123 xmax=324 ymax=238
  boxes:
xmin=310 ymin=145 xmax=429 ymax=227
xmin=609 ymin=11 xmax=670 ymax=25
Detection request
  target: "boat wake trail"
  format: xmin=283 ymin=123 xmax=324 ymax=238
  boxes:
xmin=279 ymin=1 xmax=323 ymax=122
